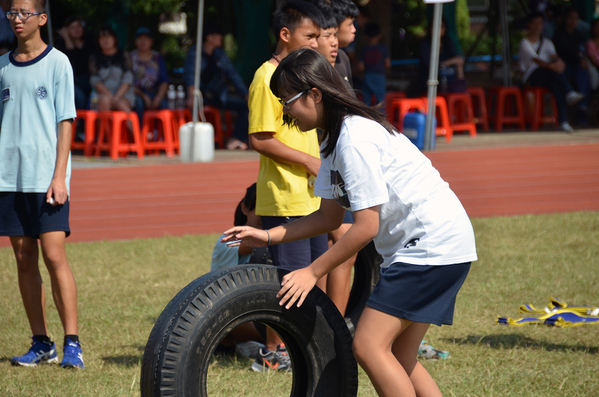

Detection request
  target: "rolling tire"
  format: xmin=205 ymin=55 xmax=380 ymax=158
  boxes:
xmin=345 ymin=241 xmax=382 ymax=327
xmin=141 ymin=264 xmax=358 ymax=397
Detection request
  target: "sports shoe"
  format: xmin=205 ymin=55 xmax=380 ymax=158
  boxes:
xmin=11 ymin=336 xmax=58 ymax=367
xmin=559 ymin=122 xmax=574 ymax=133
xmin=235 ymin=341 xmax=265 ymax=359
xmin=418 ymin=340 xmax=450 ymax=360
xmin=251 ymin=344 xmax=292 ymax=372
xmin=60 ymin=339 xmax=85 ymax=369
xmin=566 ymin=91 xmax=584 ymax=106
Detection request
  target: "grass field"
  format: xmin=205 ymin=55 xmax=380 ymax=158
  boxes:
xmin=1 ymin=212 xmax=598 ymax=396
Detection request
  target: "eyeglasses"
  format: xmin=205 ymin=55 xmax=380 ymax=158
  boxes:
xmin=279 ymin=89 xmax=311 ymax=112
xmin=6 ymin=11 xmax=43 ymax=21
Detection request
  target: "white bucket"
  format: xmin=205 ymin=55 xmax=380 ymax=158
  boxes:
xmin=179 ymin=122 xmax=215 ymax=163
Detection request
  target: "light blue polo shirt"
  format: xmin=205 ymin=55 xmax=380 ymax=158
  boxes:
xmin=0 ymin=45 xmax=76 ymax=194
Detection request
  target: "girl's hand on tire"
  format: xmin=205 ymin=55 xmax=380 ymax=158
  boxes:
xmin=222 ymin=227 xmax=269 ymax=248
xmin=277 ymin=267 xmax=318 ymax=309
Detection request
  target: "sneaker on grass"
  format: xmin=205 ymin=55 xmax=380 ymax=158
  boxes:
xmin=418 ymin=340 xmax=450 ymax=360
xmin=235 ymin=341 xmax=265 ymax=359
xmin=60 ymin=339 xmax=85 ymax=369
xmin=251 ymin=343 xmax=292 ymax=372
xmin=11 ymin=336 xmax=58 ymax=367
xmin=559 ymin=122 xmax=574 ymax=133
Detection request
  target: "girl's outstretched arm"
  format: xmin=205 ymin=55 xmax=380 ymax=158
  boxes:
xmin=277 ymin=206 xmax=379 ymax=309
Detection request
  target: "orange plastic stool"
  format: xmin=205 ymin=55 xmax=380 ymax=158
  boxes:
xmin=423 ymin=96 xmax=453 ymax=143
xmin=141 ymin=109 xmax=176 ymax=157
xmin=94 ymin=111 xmax=144 ymax=160
xmin=487 ymin=86 xmax=526 ymax=130
xmin=171 ymin=108 xmax=192 ymax=153
xmin=467 ymin=87 xmax=489 ymax=131
xmin=384 ymin=91 xmax=407 ymax=122
xmin=202 ymin=106 xmax=225 ymax=148
xmin=73 ymin=110 xmax=97 ymax=157
xmin=522 ymin=86 xmax=559 ymax=130
xmin=388 ymin=98 xmax=426 ymax=131
xmin=443 ymin=92 xmax=477 ymax=137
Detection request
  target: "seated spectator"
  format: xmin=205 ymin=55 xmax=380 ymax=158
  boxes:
xmin=56 ymin=16 xmax=94 ymax=110
xmin=130 ymin=27 xmax=169 ymax=123
xmin=417 ymin=19 xmax=467 ymax=96
xmin=519 ymin=12 xmax=584 ymax=132
xmin=358 ymin=22 xmax=391 ymax=106
xmin=184 ymin=23 xmax=249 ymax=150
xmin=586 ymin=19 xmax=599 ymax=89
xmin=89 ymin=26 xmax=135 ymax=112
xmin=553 ymin=8 xmax=590 ymax=125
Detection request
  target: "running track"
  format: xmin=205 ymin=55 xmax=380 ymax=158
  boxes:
xmin=1 ymin=144 xmax=598 ymax=247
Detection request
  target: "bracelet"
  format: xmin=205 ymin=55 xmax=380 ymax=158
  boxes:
xmin=264 ymin=229 xmax=271 ymax=246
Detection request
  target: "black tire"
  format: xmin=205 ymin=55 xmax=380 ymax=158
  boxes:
xmin=345 ymin=241 xmax=382 ymax=327
xmin=141 ymin=264 xmax=358 ymax=397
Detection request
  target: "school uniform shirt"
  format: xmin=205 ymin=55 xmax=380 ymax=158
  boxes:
xmin=0 ymin=46 xmax=76 ymax=193
xmin=519 ymin=37 xmax=557 ymax=82
xmin=314 ymin=115 xmax=477 ymax=268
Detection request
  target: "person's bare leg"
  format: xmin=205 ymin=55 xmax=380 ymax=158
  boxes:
xmin=353 ymin=307 xmax=439 ymax=397
xmin=39 ymin=231 xmax=78 ymax=335
xmin=10 ymin=236 xmax=48 ymax=336
xmin=265 ymin=327 xmax=283 ymax=352
xmin=392 ymin=322 xmax=442 ymax=397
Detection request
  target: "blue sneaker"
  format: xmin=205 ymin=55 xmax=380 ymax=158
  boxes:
xmin=60 ymin=339 xmax=85 ymax=369
xmin=11 ymin=336 xmax=58 ymax=367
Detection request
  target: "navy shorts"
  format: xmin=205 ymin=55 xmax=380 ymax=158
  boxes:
xmin=367 ymin=262 xmax=471 ymax=326
xmin=261 ymin=215 xmax=328 ymax=271
xmin=0 ymin=192 xmax=70 ymax=238
xmin=342 ymin=210 xmax=353 ymax=224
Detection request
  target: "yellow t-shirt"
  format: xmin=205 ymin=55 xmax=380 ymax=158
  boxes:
xmin=248 ymin=61 xmax=321 ymax=216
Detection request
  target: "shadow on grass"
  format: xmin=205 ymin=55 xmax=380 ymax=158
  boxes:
xmin=445 ymin=333 xmax=598 ymax=354
xmin=102 ymin=354 xmax=143 ymax=368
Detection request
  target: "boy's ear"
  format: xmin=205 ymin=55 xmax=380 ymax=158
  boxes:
xmin=38 ymin=12 xmax=48 ymax=27
xmin=280 ymin=27 xmax=291 ymax=44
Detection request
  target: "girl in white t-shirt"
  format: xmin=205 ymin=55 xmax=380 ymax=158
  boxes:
xmin=223 ymin=48 xmax=477 ymax=397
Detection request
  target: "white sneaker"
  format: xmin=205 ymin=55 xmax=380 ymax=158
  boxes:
xmin=566 ymin=91 xmax=584 ymax=106
xmin=559 ymin=122 xmax=574 ymax=132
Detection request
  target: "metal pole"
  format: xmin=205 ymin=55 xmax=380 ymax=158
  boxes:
xmin=424 ymin=2 xmax=443 ymax=152
xmin=190 ymin=0 xmax=205 ymax=154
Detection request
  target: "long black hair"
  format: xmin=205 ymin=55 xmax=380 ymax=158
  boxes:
xmin=270 ymin=48 xmax=395 ymax=158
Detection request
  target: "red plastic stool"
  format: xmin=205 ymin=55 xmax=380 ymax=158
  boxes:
xmin=171 ymin=108 xmax=192 ymax=154
xmin=467 ymin=87 xmax=489 ymax=131
xmin=141 ymin=109 xmax=176 ymax=157
xmin=522 ymin=86 xmax=559 ymax=130
xmin=423 ymin=96 xmax=453 ymax=143
xmin=94 ymin=111 xmax=144 ymax=160
xmin=487 ymin=86 xmax=526 ymax=130
xmin=443 ymin=92 xmax=477 ymax=137
xmin=388 ymin=98 xmax=426 ymax=131
xmin=385 ymin=91 xmax=407 ymax=122
xmin=73 ymin=110 xmax=97 ymax=157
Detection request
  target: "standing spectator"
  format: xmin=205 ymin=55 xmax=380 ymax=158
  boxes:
xmin=519 ymin=12 xmax=584 ymax=132
xmin=0 ymin=0 xmax=83 ymax=369
xmin=314 ymin=5 xmax=339 ymax=68
xmin=247 ymin=0 xmax=326 ymax=372
xmin=130 ymin=27 xmax=169 ymax=123
xmin=553 ymin=8 xmax=591 ymax=125
xmin=89 ymin=26 xmax=134 ymax=112
xmin=0 ymin=0 xmax=15 ymax=54
xmin=358 ymin=22 xmax=390 ymax=106
xmin=184 ymin=23 xmax=249 ymax=150
xmin=55 ymin=16 xmax=94 ymax=110
xmin=328 ymin=0 xmax=359 ymax=95
xmin=417 ymin=19 xmax=466 ymax=96
xmin=586 ymin=19 xmax=599 ymax=90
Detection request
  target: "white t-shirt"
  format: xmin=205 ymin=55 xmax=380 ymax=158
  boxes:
xmin=0 ymin=46 xmax=76 ymax=193
xmin=314 ymin=115 xmax=477 ymax=268
xmin=519 ymin=37 xmax=556 ymax=82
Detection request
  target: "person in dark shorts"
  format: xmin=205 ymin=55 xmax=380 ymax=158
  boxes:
xmin=224 ymin=48 xmax=477 ymax=396
xmin=0 ymin=0 xmax=83 ymax=369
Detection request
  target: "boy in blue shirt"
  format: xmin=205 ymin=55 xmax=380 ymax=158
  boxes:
xmin=0 ymin=0 xmax=83 ymax=368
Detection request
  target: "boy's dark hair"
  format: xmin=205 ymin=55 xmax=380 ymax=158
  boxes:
xmin=526 ymin=11 xmax=545 ymax=24
xmin=364 ymin=22 xmax=380 ymax=38
xmin=311 ymin=0 xmax=338 ymax=29
xmin=271 ymin=48 xmax=395 ymax=158
xmin=233 ymin=183 xmax=257 ymax=226
xmin=97 ymin=26 xmax=118 ymax=46
xmin=11 ymin=0 xmax=46 ymax=12
xmin=273 ymin=0 xmax=325 ymax=41
xmin=62 ymin=15 xmax=84 ymax=28
xmin=203 ymin=23 xmax=224 ymax=43
xmin=329 ymin=0 xmax=359 ymax=25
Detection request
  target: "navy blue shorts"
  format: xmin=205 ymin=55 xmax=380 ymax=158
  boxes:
xmin=261 ymin=216 xmax=328 ymax=271
xmin=342 ymin=210 xmax=353 ymax=224
xmin=367 ymin=262 xmax=471 ymax=326
xmin=0 ymin=192 xmax=70 ymax=238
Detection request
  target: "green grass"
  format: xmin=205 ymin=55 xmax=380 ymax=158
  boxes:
xmin=1 ymin=212 xmax=598 ymax=396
